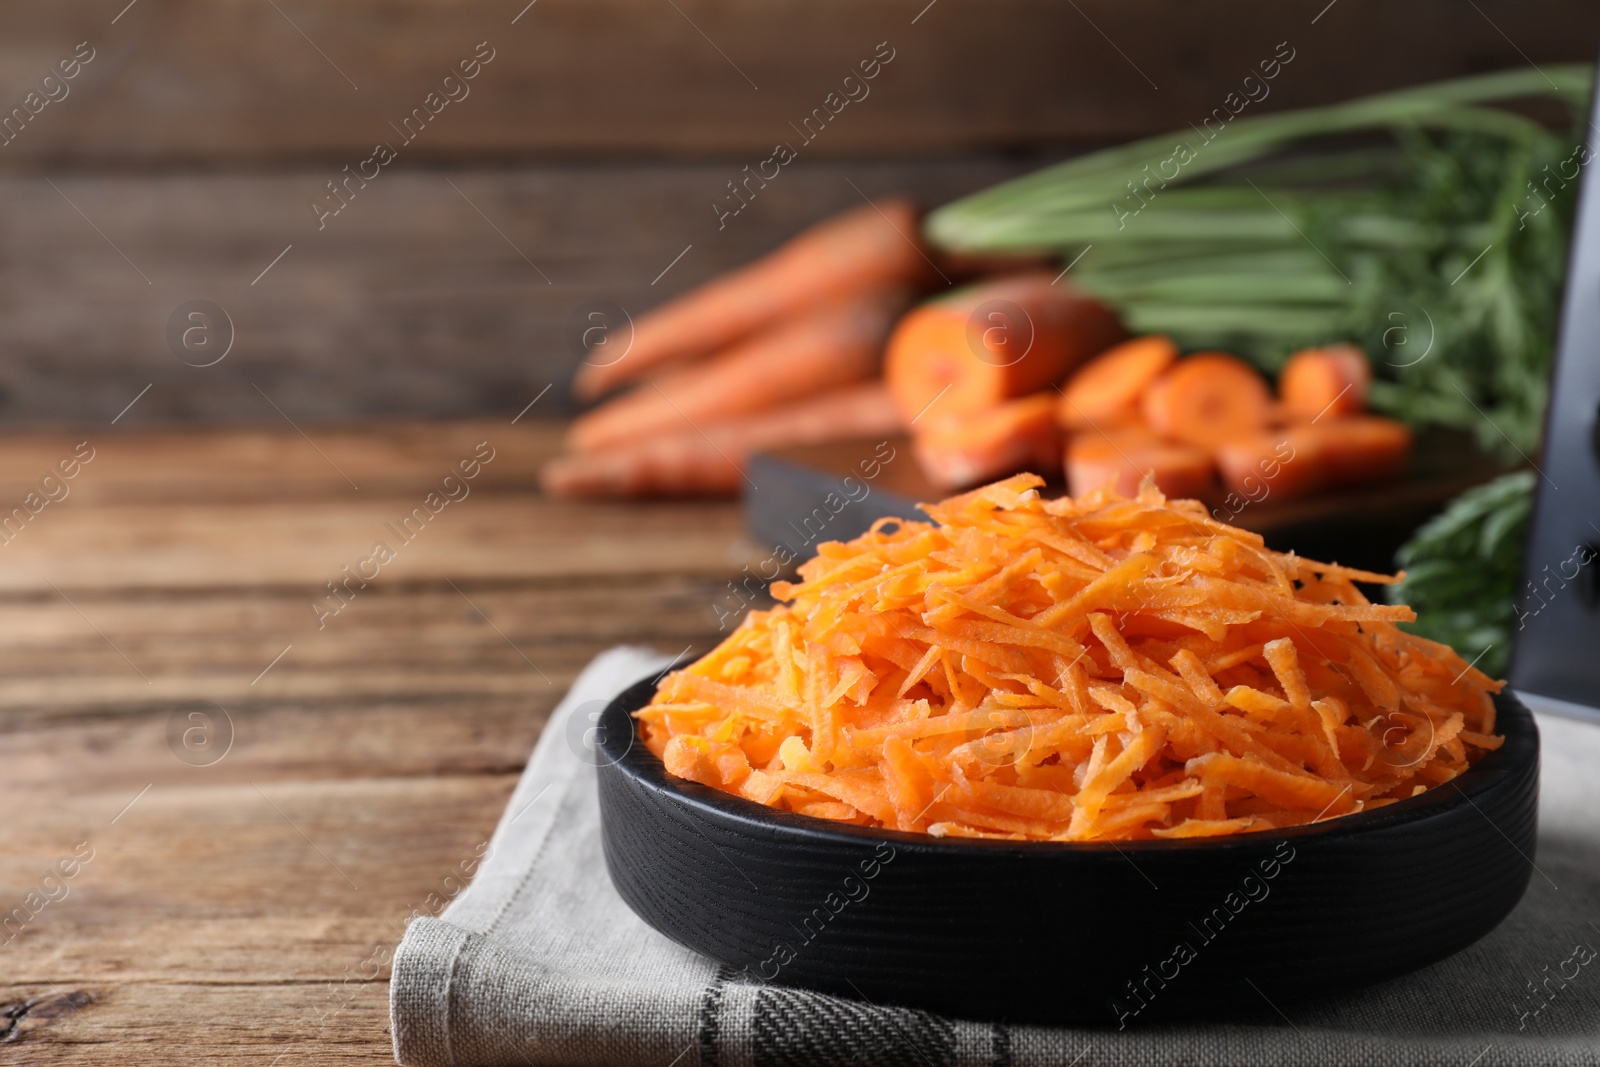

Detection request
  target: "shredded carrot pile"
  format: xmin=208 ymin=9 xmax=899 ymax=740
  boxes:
xmin=639 ymin=474 xmax=1504 ymax=841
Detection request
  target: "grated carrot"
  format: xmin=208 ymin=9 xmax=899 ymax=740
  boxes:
xmin=638 ymin=473 xmax=1505 ymax=841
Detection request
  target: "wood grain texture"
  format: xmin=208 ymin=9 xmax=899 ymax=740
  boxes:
xmin=0 ymin=2 xmax=1595 ymax=426
xmin=0 ymin=0 xmax=1591 ymax=165
xmin=0 ymin=421 xmax=741 ymax=1063
xmin=0 ymin=160 xmax=1026 ymax=425
xmin=1 ymin=983 xmax=393 ymax=1065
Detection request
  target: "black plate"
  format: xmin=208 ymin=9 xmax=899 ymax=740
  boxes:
xmin=596 ymin=674 xmax=1539 ymax=1026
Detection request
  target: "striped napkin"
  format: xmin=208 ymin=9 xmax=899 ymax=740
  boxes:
xmin=390 ymin=647 xmax=1600 ymax=1067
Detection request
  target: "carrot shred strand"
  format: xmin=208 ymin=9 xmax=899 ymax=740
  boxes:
xmin=640 ymin=475 xmax=1505 ymax=841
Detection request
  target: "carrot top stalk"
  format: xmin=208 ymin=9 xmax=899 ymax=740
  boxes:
xmin=565 ymin=288 xmax=909 ymax=454
xmin=571 ymin=199 xmax=933 ymax=400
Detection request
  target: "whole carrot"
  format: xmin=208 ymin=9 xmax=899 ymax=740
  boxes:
xmin=566 ymin=288 xmax=909 ymax=453
xmin=572 ymin=200 xmax=933 ymax=400
xmin=542 ymin=383 xmax=904 ymax=498
xmin=884 ymin=272 xmax=1125 ymax=425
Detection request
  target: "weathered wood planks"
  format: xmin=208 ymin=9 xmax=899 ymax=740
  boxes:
xmin=0 ymin=0 xmax=1590 ymax=165
xmin=0 ymin=421 xmax=742 ymax=1063
xmin=0 ymin=161 xmax=1026 ymax=425
xmin=0 ymin=0 xmax=1595 ymax=424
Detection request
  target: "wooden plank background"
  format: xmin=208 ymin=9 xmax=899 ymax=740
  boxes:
xmin=0 ymin=0 xmax=1592 ymax=164
xmin=0 ymin=0 xmax=1593 ymax=424
xmin=0 ymin=161 xmax=1028 ymax=424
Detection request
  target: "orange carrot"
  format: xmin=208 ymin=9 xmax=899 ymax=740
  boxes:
xmin=1215 ymin=417 xmax=1413 ymax=501
xmin=1141 ymin=353 xmax=1270 ymax=448
xmin=1279 ymin=344 xmax=1372 ymax=421
xmin=884 ymin=272 xmax=1126 ymax=424
xmin=1058 ymin=335 xmax=1178 ymax=431
xmin=638 ymin=473 xmax=1502 ymax=841
xmin=566 ymin=289 xmax=909 ymax=453
xmin=913 ymin=393 xmax=1061 ymax=490
xmin=1065 ymin=427 xmax=1215 ymax=498
xmin=572 ymin=200 xmax=933 ymax=399
xmin=1213 ymin=431 xmax=1322 ymax=502
xmin=542 ymin=383 xmax=903 ymax=498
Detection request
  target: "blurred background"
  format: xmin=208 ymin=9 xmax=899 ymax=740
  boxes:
xmin=0 ymin=0 xmax=1594 ymax=426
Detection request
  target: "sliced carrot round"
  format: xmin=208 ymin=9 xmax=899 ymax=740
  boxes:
xmin=914 ymin=393 xmax=1062 ymax=490
xmin=884 ymin=274 xmax=1126 ymax=423
xmin=1065 ymin=427 xmax=1215 ymax=499
xmin=1213 ymin=430 xmax=1323 ymax=502
xmin=1214 ymin=416 xmax=1412 ymax=501
xmin=1279 ymin=344 xmax=1372 ymax=422
xmin=1141 ymin=353 xmax=1270 ymax=448
xmin=1314 ymin=416 xmax=1412 ymax=483
xmin=1058 ymin=335 xmax=1178 ymax=431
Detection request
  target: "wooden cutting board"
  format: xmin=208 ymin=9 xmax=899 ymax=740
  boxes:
xmin=746 ymin=429 xmax=1509 ymax=575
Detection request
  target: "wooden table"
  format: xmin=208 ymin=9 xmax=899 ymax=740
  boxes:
xmin=0 ymin=420 xmax=747 ymax=1063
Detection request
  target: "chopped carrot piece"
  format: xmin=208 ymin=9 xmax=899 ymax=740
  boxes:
xmin=638 ymin=474 xmax=1504 ymax=841
xmin=1141 ymin=353 xmax=1271 ymax=448
xmin=1214 ymin=417 xmax=1413 ymax=501
xmin=1058 ymin=335 xmax=1178 ymax=431
xmin=1279 ymin=344 xmax=1372 ymax=422
xmin=1313 ymin=416 xmax=1414 ymax=483
xmin=884 ymin=273 xmax=1126 ymax=424
xmin=913 ymin=394 xmax=1062 ymax=490
xmin=1064 ymin=427 xmax=1214 ymax=499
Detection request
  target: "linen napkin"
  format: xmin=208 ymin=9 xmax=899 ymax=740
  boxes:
xmin=391 ymin=646 xmax=1600 ymax=1067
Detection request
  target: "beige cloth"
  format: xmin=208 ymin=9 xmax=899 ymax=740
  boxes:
xmin=391 ymin=646 xmax=1600 ymax=1067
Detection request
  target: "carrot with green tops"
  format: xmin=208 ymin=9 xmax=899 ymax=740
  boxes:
xmin=566 ymin=288 xmax=909 ymax=453
xmin=884 ymin=272 xmax=1126 ymax=424
xmin=1279 ymin=344 xmax=1372 ymax=421
xmin=1065 ymin=426 xmax=1215 ymax=499
xmin=1214 ymin=417 xmax=1412 ymax=501
xmin=542 ymin=383 xmax=903 ymax=498
xmin=1141 ymin=353 xmax=1271 ymax=448
xmin=572 ymin=200 xmax=933 ymax=400
xmin=1058 ymin=334 xmax=1177 ymax=431
xmin=913 ymin=393 xmax=1061 ymax=490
